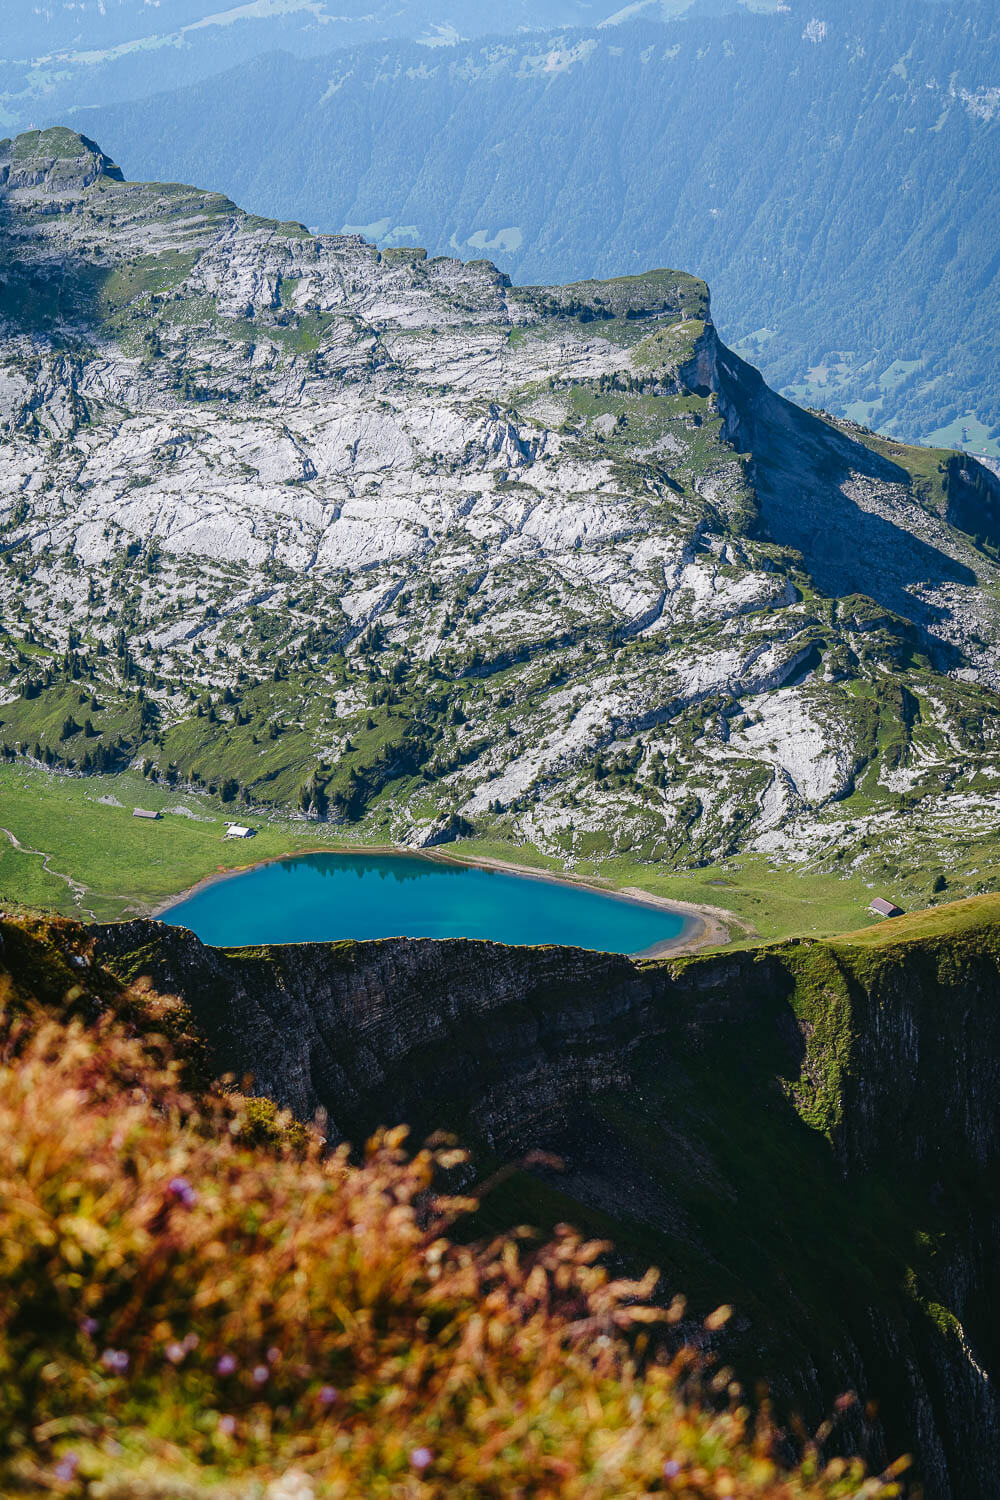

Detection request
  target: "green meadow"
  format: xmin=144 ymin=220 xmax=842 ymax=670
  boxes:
xmin=4 ymin=763 xmax=992 ymax=945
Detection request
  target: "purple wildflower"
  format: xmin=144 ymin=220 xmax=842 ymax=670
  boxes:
xmin=80 ymin=1317 xmax=99 ymax=1337
xmin=165 ymin=1342 xmax=185 ymax=1365
xmin=662 ymin=1459 xmax=681 ymax=1480
xmin=410 ymin=1447 xmax=433 ymax=1472
xmin=167 ymin=1176 xmax=198 ymax=1208
xmin=267 ymin=1345 xmax=281 ymax=1365
xmin=218 ymin=1414 xmax=237 ymax=1436
xmin=54 ymin=1453 xmax=79 ymax=1482
xmin=216 ymin=1353 xmax=237 ymax=1377
xmin=318 ymin=1385 xmax=338 ymax=1407
xmin=252 ymin=1364 xmax=269 ymax=1385
xmin=183 ymin=1332 xmax=199 ymax=1352
xmin=100 ymin=1348 xmax=129 ymax=1373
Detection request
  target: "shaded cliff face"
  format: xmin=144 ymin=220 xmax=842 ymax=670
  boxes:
xmin=710 ymin=332 xmax=1000 ymax=676
xmin=92 ymin=897 xmax=1000 ymax=1498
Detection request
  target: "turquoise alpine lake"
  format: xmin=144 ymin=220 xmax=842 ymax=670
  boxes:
xmin=161 ymin=852 xmax=689 ymax=955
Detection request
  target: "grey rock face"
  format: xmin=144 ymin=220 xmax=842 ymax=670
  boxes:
xmin=2 ymin=128 xmax=1000 ymax=887
xmin=0 ymin=127 xmax=124 ymax=194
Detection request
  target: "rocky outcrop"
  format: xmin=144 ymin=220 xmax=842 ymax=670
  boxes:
xmin=94 ymin=922 xmax=659 ymax=1140
xmin=0 ymin=127 xmax=123 ymax=195
xmin=93 ymin=898 xmax=1000 ymax=1497
xmin=3 ymin=128 xmax=1000 ymax=889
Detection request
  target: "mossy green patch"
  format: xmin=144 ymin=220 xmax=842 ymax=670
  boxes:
xmin=0 ymin=765 xmax=353 ymax=921
xmin=832 ymin=892 xmax=1000 ymax=951
xmin=632 ymin=319 xmax=707 ymax=369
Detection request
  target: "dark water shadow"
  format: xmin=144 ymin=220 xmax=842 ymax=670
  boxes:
xmin=276 ymin=852 xmax=468 ymax=886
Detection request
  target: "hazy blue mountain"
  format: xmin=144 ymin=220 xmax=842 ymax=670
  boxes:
xmin=70 ymin=0 xmax=999 ymax=455
xmin=0 ymin=1 xmax=788 ymax=135
xmin=1 ymin=0 xmax=605 ymax=55
xmin=2 ymin=0 xmax=786 ymax=54
xmin=0 ymin=2 xmax=614 ymax=134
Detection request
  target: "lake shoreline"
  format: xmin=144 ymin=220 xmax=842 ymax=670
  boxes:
xmin=154 ymin=844 xmax=734 ymax=959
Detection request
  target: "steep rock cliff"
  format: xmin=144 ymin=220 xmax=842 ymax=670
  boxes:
xmin=92 ymin=897 xmax=1000 ymax=1497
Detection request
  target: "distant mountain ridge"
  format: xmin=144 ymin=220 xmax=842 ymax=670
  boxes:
xmin=69 ymin=0 xmax=1000 ymax=456
xmin=0 ymin=0 xmax=776 ymax=125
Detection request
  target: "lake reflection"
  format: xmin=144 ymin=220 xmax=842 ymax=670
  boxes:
xmin=163 ymin=852 xmax=687 ymax=956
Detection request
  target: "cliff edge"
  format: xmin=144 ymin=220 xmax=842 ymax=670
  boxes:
xmin=83 ymin=896 xmax=1000 ymax=1497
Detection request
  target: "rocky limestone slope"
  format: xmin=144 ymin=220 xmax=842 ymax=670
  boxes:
xmin=2 ymin=127 xmax=1000 ymax=897
xmin=84 ymin=897 xmax=1000 ymax=1498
